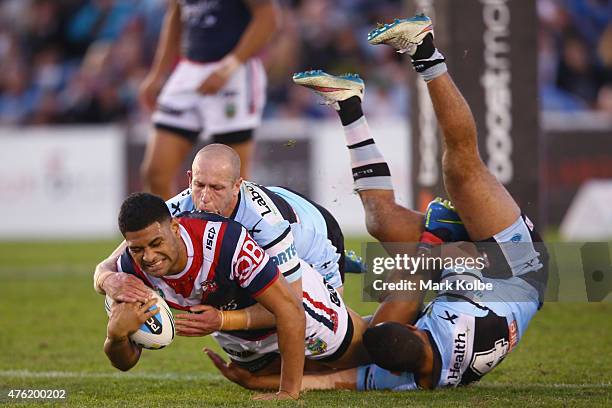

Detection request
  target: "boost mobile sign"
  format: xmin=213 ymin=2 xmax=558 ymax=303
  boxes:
xmin=410 ymin=0 xmax=539 ymax=222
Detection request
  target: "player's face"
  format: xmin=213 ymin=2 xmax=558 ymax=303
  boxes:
xmin=124 ymin=220 xmax=184 ymax=277
xmin=189 ymin=167 xmax=241 ymax=217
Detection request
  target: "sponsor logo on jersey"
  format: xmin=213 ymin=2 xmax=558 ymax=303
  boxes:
xmin=220 ymin=299 xmax=239 ymax=311
xmin=270 ymin=243 xmax=297 ymax=267
xmin=306 ymin=336 xmax=328 ymax=355
xmin=200 ymin=280 xmax=218 ymax=294
xmin=206 ymin=226 xmax=217 ymax=250
xmin=511 ymin=233 xmax=522 ymax=242
xmin=225 ymin=102 xmax=236 ymax=118
xmin=469 ymin=338 xmax=509 ymax=376
xmin=234 ymin=234 xmax=266 ymax=287
xmin=203 ymin=222 xmax=221 ymax=263
xmin=245 ymin=183 xmax=276 ymax=217
xmin=447 ymin=331 xmax=467 ymax=382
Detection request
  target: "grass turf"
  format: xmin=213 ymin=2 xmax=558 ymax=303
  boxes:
xmin=0 ymin=239 xmax=610 ymax=407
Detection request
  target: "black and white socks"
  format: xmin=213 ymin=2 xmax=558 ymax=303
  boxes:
xmin=337 ymin=97 xmax=393 ymax=191
xmin=411 ymin=33 xmax=447 ymax=82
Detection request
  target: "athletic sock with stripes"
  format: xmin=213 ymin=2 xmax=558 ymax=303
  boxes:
xmin=337 ymin=97 xmax=393 ymax=191
xmin=411 ymin=33 xmax=447 ymax=82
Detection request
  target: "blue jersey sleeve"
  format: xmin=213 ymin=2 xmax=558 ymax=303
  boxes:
xmin=166 ymin=188 xmax=195 ymax=216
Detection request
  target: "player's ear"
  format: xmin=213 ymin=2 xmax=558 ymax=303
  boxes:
xmin=170 ymin=218 xmax=180 ymax=236
xmin=233 ymin=177 xmax=243 ymax=195
xmin=187 ymin=170 xmax=193 ymax=187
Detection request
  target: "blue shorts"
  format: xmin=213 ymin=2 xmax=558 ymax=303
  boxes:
xmin=356 ymin=364 xmax=418 ymax=391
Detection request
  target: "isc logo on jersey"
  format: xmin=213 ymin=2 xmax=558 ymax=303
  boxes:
xmin=206 ymin=226 xmax=217 ymax=250
xmin=234 ymin=234 xmax=267 ymax=286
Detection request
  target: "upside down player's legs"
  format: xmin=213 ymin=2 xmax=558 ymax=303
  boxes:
xmin=337 ymin=98 xmax=424 ymax=243
xmin=292 ymin=72 xmax=425 ymax=244
xmin=426 ymin=73 xmax=520 ymax=241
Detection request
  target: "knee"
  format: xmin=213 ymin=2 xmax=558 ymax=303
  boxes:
xmin=442 ymin=154 xmax=485 ymax=186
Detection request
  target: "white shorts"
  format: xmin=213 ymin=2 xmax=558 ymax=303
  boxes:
xmin=152 ymin=58 xmax=266 ymax=140
xmin=212 ymin=262 xmax=352 ymax=371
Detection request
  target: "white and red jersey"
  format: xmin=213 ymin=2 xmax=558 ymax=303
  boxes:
xmin=117 ymin=212 xmax=280 ymax=339
xmin=118 ymin=211 xmax=352 ymax=360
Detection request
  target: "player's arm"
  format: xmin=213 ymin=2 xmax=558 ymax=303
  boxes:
xmin=179 ymin=278 xmax=300 ymax=335
xmin=198 ymin=0 xmax=281 ymax=94
xmin=139 ymin=0 xmax=181 ymax=110
xmin=104 ymin=298 xmax=157 ymax=371
xmin=370 ymin=231 xmax=451 ymax=327
xmin=251 ymin=275 xmax=305 ymax=399
xmin=233 ymin=0 xmax=281 ymax=62
xmin=207 ymin=216 xmax=305 ymax=331
xmin=206 ymin=348 xmax=358 ymax=392
xmin=93 ymin=241 xmax=151 ymax=303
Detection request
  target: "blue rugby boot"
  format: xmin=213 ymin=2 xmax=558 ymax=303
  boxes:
xmin=423 ymin=197 xmax=469 ymax=243
xmin=368 ymin=14 xmax=445 ymax=76
xmin=368 ymin=14 xmax=433 ymax=55
xmin=344 ymin=249 xmax=366 ymax=274
xmin=293 ymin=70 xmax=364 ymax=110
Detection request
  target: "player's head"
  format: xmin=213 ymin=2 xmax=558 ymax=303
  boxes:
xmin=118 ymin=192 xmax=185 ymax=277
xmin=362 ymin=322 xmax=428 ymax=373
xmin=189 ymin=144 xmax=242 ymax=217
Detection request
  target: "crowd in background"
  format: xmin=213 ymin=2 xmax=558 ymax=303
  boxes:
xmin=0 ymin=0 xmax=610 ymax=126
xmin=539 ymin=0 xmax=612 ymax=112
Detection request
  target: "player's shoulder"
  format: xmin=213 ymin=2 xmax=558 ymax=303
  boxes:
xmin=179 ymin=210 xmax=248 ymax=245
xmin=166 ymin=188 xmax=195 ymax=217
xmin=239 ymin=181 xmax=294 ymax=225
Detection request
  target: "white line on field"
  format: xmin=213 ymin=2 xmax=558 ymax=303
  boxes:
xmin=0 ymin=370 xmax=218 ymax=381
xmin=0 ymin=370 xmax=610 ymax=389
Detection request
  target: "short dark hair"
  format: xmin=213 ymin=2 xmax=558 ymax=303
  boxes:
xmin=362 ymin=322 xmax=426 ymax=373
xmin=118 ymin=192 xmax=171 ymax=235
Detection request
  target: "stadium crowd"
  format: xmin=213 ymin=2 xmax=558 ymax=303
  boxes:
xmin=0 ymin=0 xmax=610 ymax=126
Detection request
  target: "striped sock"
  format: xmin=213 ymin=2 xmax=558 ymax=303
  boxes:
xmin=411 ymin=33 xmax=447 ymax=82
xmin=338 ymin=100 xmax=393 ymax=191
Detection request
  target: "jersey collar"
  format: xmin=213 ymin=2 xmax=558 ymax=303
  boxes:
xmin=229 ymin=189 xmax=242 ymax=220
xmin=163 ymin=224 xmax=194 ymax=280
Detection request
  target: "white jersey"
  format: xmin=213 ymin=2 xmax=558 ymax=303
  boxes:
xmin=166 ymin=181 xmax=343 ymax=288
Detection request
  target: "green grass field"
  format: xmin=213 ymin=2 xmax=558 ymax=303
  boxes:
xmin=0 ymin=239 xmax=610 ymax=407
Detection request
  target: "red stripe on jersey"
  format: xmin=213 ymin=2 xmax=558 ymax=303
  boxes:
xmin=251 ymin=269 xmax=280 ymax=298
xmin=160 ymin=218 xmax=206 ymax=298
xmin=303 ymin=291 xmax=339 ymax=332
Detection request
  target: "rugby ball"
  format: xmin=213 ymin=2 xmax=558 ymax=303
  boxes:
xmin=104 ymin=291 xmax=175 ymax=350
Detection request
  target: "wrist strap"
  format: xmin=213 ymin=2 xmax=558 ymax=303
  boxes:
xmin=219 ymin=309 xmax=250 ymax=331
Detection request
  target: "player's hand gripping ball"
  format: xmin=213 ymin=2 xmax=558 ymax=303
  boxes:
xmin=105 ymin=291 xmax=175 ymax=350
